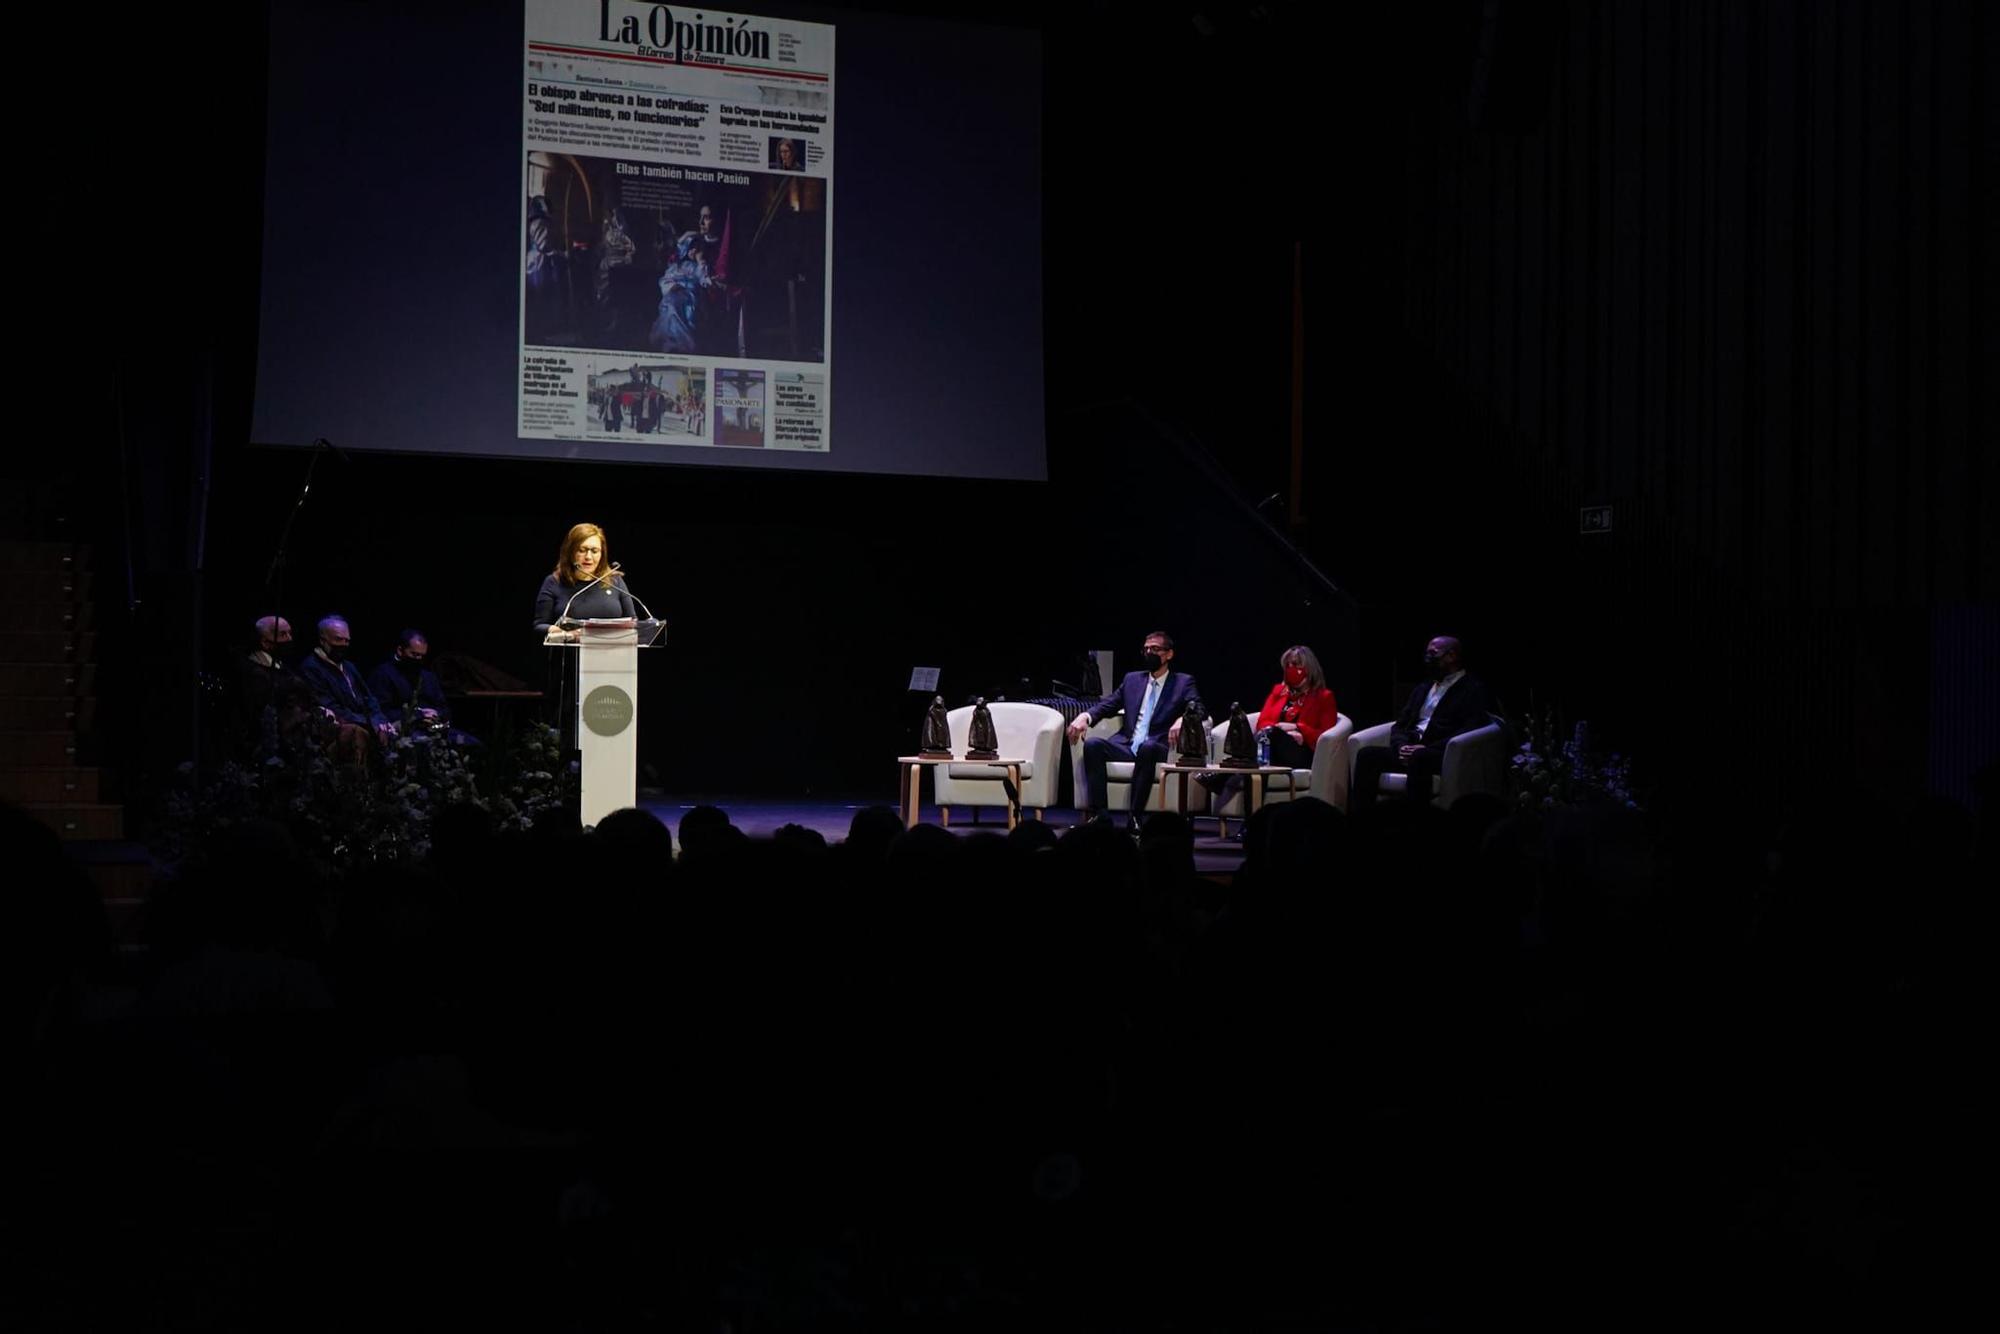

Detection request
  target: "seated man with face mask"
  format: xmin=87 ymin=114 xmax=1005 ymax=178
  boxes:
xmin=368 ymin=628 xmax=481 ymax=749
xmin=227 ymin=614 xmax=292 ymax=757
xmin=298 ymin=614 xmax=397 ymax=760
xmin=1351 ymin=635 xmax=1492 ymax=805
xmin=1064 ymin=630 xmax=1200 ymax=828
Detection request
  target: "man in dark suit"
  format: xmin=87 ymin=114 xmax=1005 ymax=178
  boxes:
xmin=1352 ymin=635 xmax=1493 ymax=806
xmin=298 ymin=614 xmax=397 ymax=759
xmin=1065 ymin=630 xmax=1200 ymax=826
xmin=369 ymin=628 xmax=483 ymax=750
xmin=227 ymin=614 xmax=292 ymax=757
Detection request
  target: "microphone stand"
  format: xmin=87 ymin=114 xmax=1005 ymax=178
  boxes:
xmin=548 ymin=565 xmax=658 ymax=787
xmin=547 ymin=562 xmax=608 ymax=774
xmin=261 ymin=438 xmax=339 ymax=664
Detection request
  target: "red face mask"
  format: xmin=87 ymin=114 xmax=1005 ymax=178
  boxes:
xmin=1283 ymin=665 xmax=1308 ymax=688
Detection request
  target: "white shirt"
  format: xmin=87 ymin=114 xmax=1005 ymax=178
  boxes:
xmin=1415 ymin=669 xmax=1465 ymax=738
xmin=1084 ymin=670 xmax=1170 ymax=733
xmin=1131 ymin=672 xmax=1164 ymax=743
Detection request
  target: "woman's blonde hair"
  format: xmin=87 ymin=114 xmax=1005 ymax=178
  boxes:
xmin=1279 ymin=645 xmax=1325 ymax=692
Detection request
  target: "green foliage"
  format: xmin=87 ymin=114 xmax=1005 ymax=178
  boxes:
xmin=157 ymin=718 xmax=573 ymax=870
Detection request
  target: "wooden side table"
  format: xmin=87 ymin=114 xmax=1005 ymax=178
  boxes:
xmin=896 ymin=755 xmax=1025 ymax=830
xmin=1155 ymin=762 xmax=1306 ymax=836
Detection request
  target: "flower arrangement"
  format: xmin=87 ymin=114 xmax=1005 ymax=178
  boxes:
xmin=485 ymin=720 xmax=572 ymax=835
xmin=157 ymin=716 xmax=575 ymax=871
xmin=1508 ymin=711 xmax=1641 ymax=812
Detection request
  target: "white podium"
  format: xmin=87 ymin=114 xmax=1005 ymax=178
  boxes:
xmin=546 ymin=617 xmax=667 ymax=828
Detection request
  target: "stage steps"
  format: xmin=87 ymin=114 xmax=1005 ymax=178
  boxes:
xmin=0 ymin=540 xmax=113 ymax=840
xmin=0 ymin=533 xmax=147 ymax=902
xmin=0 ymin=488 xmax=151 ymax=941
xmin=0 ymin=766 xmax=102 ymax=802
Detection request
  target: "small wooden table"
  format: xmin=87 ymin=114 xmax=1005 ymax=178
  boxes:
xmin=896 ymin=755 xmax=1026 ymax=830
xmin=1155 ymin=762 xmax=1306 ymax=835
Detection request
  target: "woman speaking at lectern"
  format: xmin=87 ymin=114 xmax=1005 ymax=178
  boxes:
xmin=533 ymin=522 xmax=635 ymax=639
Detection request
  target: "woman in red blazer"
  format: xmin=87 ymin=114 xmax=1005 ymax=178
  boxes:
xmin=1255 ymin=644 xmax=1339 ymax=769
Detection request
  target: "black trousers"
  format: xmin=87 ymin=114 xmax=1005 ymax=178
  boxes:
xmin=1082 ymin=734 xmax=1169 ymax=816
xmin=1263 ymin=727 xmax=1314 ymax=769
xmin=1352 ymin=741 xmax=1446 ymax=806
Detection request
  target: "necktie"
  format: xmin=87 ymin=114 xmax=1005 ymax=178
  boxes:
xmin=1134 ymin=676 xmax=1160 ymax=747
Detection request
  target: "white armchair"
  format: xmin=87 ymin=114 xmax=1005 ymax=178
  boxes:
xmin=1068 ymin=715 xmax=1210 ymax=815
xmin=933 ymin=702 xmax=1066 ymax=824
xmin=1347 ymin=717 xmax=1510 ymax=807
xmin=1204 ymin=712 xmax=1358 ymax=827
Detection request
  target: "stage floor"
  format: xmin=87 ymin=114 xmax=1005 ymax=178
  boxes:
xmin=634 ymin=792 xmax=1249 ymax=876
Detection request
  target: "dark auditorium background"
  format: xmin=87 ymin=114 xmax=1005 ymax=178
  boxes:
xmin=68 ymin=0 xmax=1992 ymax=819
xmin=11 ymin=0 xmax=1995 ymax=1327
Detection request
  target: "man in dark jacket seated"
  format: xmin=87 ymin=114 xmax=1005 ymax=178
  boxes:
xmin=227 ymin=614 xmax=292 ymax=757
xmin=1064 ymin=629 xmax=1200 ymax=828
xmin=298 ymin=614 xmax=396 ymax=761
xmin=368 ymin=629 xmax=480 ymax=749
xmin=1352 ymin=635 xmax=1492 ymax=805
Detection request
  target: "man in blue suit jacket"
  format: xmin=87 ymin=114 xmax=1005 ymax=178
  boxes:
xmin=1065 ymin=630 xmax=1199 ymax=825
xmin=297 ymin=614 xmax=397 ymax=759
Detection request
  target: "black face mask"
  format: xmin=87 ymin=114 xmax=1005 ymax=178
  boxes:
xmin=1424 ymin=654 xmax=1448 ymax=679
xmin=1142 ymin=651 xmax=1164 ymax=674
xmin=323 ymin=645 xmax=347 ymax=664
xmin=398 ymin=658 xmax=424 ymax=679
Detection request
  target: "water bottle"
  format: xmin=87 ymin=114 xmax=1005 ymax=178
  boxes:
xmin=1257 ymin=730 xmax=1270 ymax=767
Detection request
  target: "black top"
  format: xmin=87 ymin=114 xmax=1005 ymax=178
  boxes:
xmin=368 ymin=658 xmax=451 ymax=722
xmin=227 ymin=654 xmax=285 ymax=754
xmin=298 ymin=650 xmax=391 ymax=729
xmin=1390 ymin=673 xmax=1494 ymax=751
xmin=533 ymin=572 xmax=635 ymax=635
